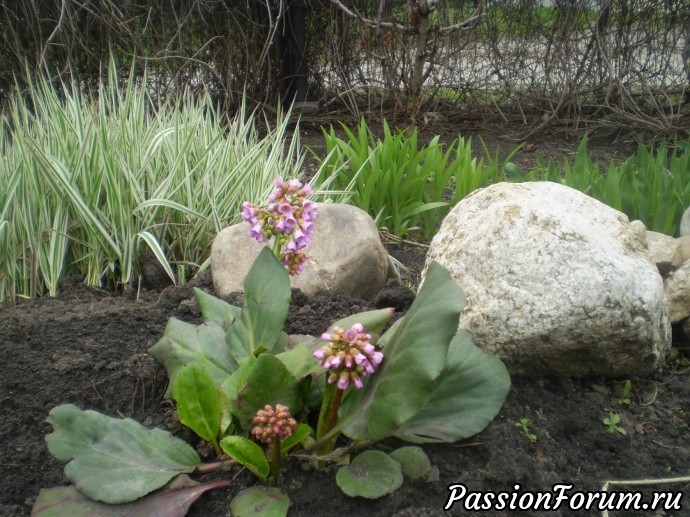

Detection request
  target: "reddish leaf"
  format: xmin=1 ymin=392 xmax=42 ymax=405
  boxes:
xmin=32 ymin=475 xmax=229 ymax=517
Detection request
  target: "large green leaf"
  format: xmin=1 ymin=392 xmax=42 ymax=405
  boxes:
xmin=149 ymin=318 xmax=237 ymax=398
xmin=220 ymin=356 xmax=257 ymax=403
xmin=32 ymin=476 xmax=229 ymax=516
xmin=337 ymin=262 xmax=466 ymax=442
xmin=275 ymin=309 xmax=395 ymax=381
xmin=234 ymin=354 xmax=300 ymax=431
xmin=394 ymin=329 xmax=510 ymax=443
xmin=274 ymin=339 xmax=322 ymax=379
xmin=173 ymin=363 xmax=221 ymax=443
xmin=336 ymin=450 xmax=403 ymax=499
xmin=194 ymin=287 xmax=241 ymax=329
xmin=325 ymin=308 xmax=395 ymax=345
xmin=226 ymin=248 xmax=291 ymax=356
xmin=45 ymin=405 xmax=200 ymax=504
xmin=228 ymin=486 xmax=290 ymax=517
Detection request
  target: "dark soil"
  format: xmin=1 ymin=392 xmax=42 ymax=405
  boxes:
xmin=1 ymin=128 xmax=689 ymax=516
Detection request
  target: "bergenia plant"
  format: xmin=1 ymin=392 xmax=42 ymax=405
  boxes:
xmin=36 ymin=178 xmax=511 ymax=517
xmin=314 ymin=323 xmax=383 ymax=453
xmin=251 ymin=404 xmax=297 ymax=477
xmin=241 ymin=176 xmax=317 ymax=275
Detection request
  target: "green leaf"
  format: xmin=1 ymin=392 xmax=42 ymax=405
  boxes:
xmin=389 ymin=446 xmax=439 ymax=482
xmin=226 ymin=248 xmax=291 ymax=356
xmin=274 ymin=338 xmax=322 ymax=379
xmin=218 ymin=390 xmax=235 ymax=437
xmin=173 ymin=363 xmax=221 ymax=443
xmin=326 ymin=308 xmax=395 ymax=345
xmin=336 ymin=450 xmax=403 ymax=499
xmin=149 ymin=318 xmax=237 ymax=398
xmin=235 ymin=354 xmax=300 ymax=431
xmin=338 ymin=262 xmax=466 ymax=442
xmin=394 ymin=330 xmax=510 ymax=443
xmin=220 ymin=356 xmax=257 ymax=403
xmin=32 ymin=476 xmax=229 ymax=517
xmin=137 ymin=231 xmax=177 ymax=286
xmin=228 ymin=486 xmax=291 ymax=517
xmin=220 ymin=436 xmax=270 ymax=480
xmin=45 ymin=404 xmax=200 ymax=504
xmin=280 ymin=423 xmax=313 ymax=454
xmin=194 ymin=287 xmax=241 ymax=328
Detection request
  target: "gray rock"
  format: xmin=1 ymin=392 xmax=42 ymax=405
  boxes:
xmin=680 ymin=206 xmax=690 ymax=236
xmin=677 ymin=235 xmax=690 ymax=263
xmin=664 ymin=261 xmax=690 ymax=323
xmin=211 ymin=203 xmax=388 ymax=301
xmin=645 ymin=230 xmax=683 ymax=276
xmin=424 ymin=182 xmax=670 ymax=378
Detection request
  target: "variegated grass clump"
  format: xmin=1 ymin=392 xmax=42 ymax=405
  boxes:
xmin=0 ymin=63 xmax=343 ymax=305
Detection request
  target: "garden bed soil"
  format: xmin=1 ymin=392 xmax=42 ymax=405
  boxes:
xmin=1 ymin=126 xmax=688 ymax=516
xmin=1 ymin=241 xmax=689 ymax=517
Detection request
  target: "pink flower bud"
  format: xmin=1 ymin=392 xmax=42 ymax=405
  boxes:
xmin=313 ymin=323 xmax=383 ymax=391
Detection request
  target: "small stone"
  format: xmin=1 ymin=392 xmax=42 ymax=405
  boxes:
xmin=680 ymin=206 xmax=690 ymax=236
xmin=211 ymin=203 xmax=388 ymax=300
xmin=645 ymin=230 xmax=682 ymax=275
xmin=664 ymin=261 xmax=690 ymax=323
xmin=677 ymin=235 xmax=690 ymax=263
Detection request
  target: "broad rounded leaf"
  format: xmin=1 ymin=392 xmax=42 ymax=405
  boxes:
xmin=194 ymin=287 xmax=241 ymax=328
xmin=149 ymin=319 xmax=237 ymax=398
xmin=389 ymin=446 xmax=439 ymax=482
xmin=220 ymin=436 xmax=269 ymax=480
xmin=274 ymin=339 xmax=322 ymax=379
xmin=338 ymin=262 xmax=466 ymax=442
xmin=326 ymin=308 xmax=395 ymax=345
xmin=173 ymin=363 xmax=221 ymax=443
xmin=45 ymin=405 xmax=200 ymax=504
xmin=220 ymin=356 xmax=257 ymax=403
xmin=229 ymin=486 xmax=290 ymax=517
xmin=235 ymin=354 xmax=300 ymax=431
xmin=336 ymin=450 xmax=403 ymax=499
xmin=394 ymin=330 xmax=511 ymax=443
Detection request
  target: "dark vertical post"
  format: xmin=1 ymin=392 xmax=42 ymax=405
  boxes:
xmin=284 ymin=0 xmax=308 ymax=103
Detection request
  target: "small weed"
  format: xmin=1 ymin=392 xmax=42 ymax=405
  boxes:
xmin=618 ymin=379 xmax=632 ymax=405
xmin=603 ymin=412 xmax=627 ymax=436
xmin=515 ymin=418 xmax=537 ymax=443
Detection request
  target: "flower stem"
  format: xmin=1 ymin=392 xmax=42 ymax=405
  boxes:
xmin=316 ymin=385 xmax=343 ymax=455
xmin=270 ymin=438 xmax=282 ymax=479
xmin=324 ymin=387 xmax=343 ymax=436
xmin=272 ymin=239 xmax=282 ymax=260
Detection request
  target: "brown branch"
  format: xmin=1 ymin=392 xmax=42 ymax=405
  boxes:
xmin=327 ymin=0 xmax=412 ymax=32
xmin=327 ymin=0 xmax=483 ymax=34
xmin=437 ymin=0 xmax=484 ymax=34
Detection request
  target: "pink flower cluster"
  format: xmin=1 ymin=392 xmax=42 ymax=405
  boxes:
xmin=251 ymin=404 xmax=297 ymax=445
xmin=313 ymin=323 xmax=384 ymax=390
xmin=241 ymin=177 xmax=317 ymax=275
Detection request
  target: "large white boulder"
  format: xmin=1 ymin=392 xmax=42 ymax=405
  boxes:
xmin=424 ymin=182 xmax=671 ymax=378
xmin=211 ymin=203 xmax=388 ymax=301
